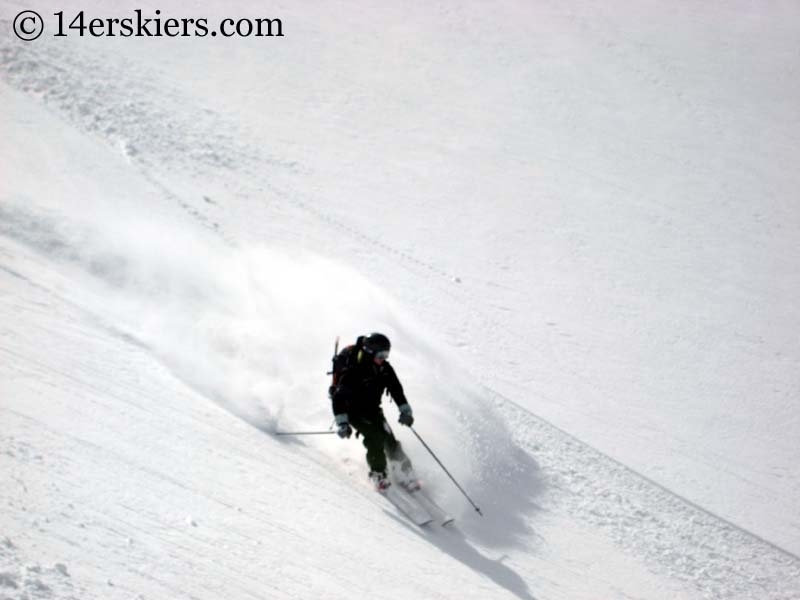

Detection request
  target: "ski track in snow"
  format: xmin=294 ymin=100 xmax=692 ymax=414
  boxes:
xmin=2 ymin=22 xmax=800 ymax=600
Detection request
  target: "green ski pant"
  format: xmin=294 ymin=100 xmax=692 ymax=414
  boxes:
xmin=349 ymin=412 xmax=406 ymax=474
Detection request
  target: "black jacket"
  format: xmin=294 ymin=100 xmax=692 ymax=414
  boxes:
xmin=331 ymin=347 xmax=408 ymax=418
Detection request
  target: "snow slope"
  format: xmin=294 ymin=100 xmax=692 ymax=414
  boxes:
xmin=2 ymin=1 xmax=800 ymax=598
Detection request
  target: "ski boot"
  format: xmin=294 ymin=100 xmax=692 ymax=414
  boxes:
xmin=388 ymin=457 xmax=421 ymax=492
xmin=369 ymin=470 xmax=391 ymax=492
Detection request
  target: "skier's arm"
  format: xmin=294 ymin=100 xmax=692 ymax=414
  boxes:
xmin=384 ymin=363 xmax=409 ymax=407
xmin=385 ymin=363 xmax=414 ymax=426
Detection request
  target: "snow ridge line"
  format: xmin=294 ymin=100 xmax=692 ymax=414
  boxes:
xmin=497 ymin=386 xmax=800 ymax=560
xmin=486 ymin=388 xmax=800 ymax=597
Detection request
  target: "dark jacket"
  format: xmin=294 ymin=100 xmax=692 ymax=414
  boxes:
xmin=331 ymin=347 xmax=408 ymax=418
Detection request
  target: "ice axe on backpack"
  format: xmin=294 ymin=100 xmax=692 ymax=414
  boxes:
xmin=327 ymin=336 xmax=340 ymax=376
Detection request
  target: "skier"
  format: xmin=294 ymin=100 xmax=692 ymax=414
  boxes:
xmin=329 ymin=333 xmax=415 ymax=491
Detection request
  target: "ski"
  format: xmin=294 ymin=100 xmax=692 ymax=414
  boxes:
xmin=388 ymin=460 xmax=455 ymax=527
xmin=398 ymin=481 xmax=454 ymax=527
xmin=409 ymin=486 xmax=455 ymax=527
xmin=379 ymin=485 xmax=433 ymax=526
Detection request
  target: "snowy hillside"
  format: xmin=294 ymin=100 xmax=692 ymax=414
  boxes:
xmin=2 ymin=1 xmax=799 ymax=599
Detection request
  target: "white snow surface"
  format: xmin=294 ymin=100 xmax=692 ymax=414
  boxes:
xmin=2 ymin=1 xmax=800 ymax=598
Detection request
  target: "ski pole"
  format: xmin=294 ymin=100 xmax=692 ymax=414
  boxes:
xmin=274 ymin=430 xmax=336 ymax=436
xmin=409 ymin=427 xmax=483 ymax=516
xmin=275 ymin=418 xmax=338 ymax=437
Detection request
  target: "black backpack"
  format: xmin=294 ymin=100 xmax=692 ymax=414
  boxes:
xmin=327 ymin=336 xmax=365 ymax=398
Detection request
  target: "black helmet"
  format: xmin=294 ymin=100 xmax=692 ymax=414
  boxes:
xmin=362 ymin=332 xmax=391 ymax=359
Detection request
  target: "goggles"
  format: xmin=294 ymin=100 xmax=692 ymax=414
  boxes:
xmin=373 ymin=350 xmax=390 ymax=360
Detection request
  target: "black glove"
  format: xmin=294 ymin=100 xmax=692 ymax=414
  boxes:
xmin=335 ymin=414 xmax=352 ymax=439
xmin=398 ymin=404 xmax=414 ymax=427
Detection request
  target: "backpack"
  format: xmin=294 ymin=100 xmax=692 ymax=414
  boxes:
xmin=327 ymin=336 xmax=365 ymax=397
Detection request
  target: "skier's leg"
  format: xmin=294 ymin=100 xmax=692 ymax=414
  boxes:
xmin=350 ymin=415 xmax=388 ymax=475
xmin=382 ymin=418 xmax=415 ymax=483
xmin=384 ymin=430 xmax=406 ymax=461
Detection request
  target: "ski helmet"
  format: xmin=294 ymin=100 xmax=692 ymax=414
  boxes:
xmin=362 ymin=332 xmax=391 ymax=359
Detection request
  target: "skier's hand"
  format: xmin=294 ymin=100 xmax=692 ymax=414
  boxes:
xmin=398 ymin=403 xmax=414 ymax=427
xmin=335 ymin=414 xmax=352 ymax=439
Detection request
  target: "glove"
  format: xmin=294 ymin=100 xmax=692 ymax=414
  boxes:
xmin=335 ymin=414 xmax=352 ymax=439
xmin=398 ymin=403 xmax=414 ymax=427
